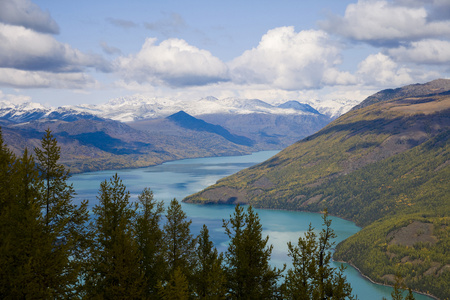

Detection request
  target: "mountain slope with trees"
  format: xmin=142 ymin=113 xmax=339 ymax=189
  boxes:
xmin=184 ymin=79 xmax=450 ymax=299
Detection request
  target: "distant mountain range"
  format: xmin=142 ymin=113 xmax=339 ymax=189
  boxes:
xmin=0 ymin=95 xmax=355 ymax=122
xmin=0 ymin=97 xmax=343 ymax=173
xmin=183 ymin=79 xmax=450 ymax=299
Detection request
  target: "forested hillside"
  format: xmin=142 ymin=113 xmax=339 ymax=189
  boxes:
xmin=184 ymin=79 xmax=450 ymax=299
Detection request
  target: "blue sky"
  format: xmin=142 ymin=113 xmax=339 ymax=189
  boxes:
xmin=0 ymin=0 xmax=449 ymax=107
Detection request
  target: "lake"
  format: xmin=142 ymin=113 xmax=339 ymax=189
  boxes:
xmin=69 ymin=151 xmax=433 ymax=300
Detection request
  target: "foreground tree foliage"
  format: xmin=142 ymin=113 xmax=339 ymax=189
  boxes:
xmin=0 ymin=128 xmax=360 ymax=299
xmin=135 ymin=188 xmax=165 ymax=298
xmin=0 ymin=129 xmax=89 ymax=298
xmin=284 ymin=211 xmax=355 ymax=300
xmin=382 ymin=275 xmax=415 ymax=300
xmin=223 ymin=204 xmax=284 ymax=299
xmin=85 ymin=174 xmax=145 ymax=299
xmin=192 ymin=224 xmax=226 ymax=299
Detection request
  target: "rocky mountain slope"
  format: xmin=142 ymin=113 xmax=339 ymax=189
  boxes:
xmin=1 ymin=112 xmax=254 ymax=173
xmin=183 ymin=79 xmax=450 ymax=299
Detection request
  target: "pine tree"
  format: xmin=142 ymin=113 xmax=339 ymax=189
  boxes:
xmin=405 ymin=288 xmax=415 ymax=300
xmin=0 ymin=149 xmax=51 ymax=298
xmin=192 ymin=224 xmax=226 ymax=299
xmin=86 ymin=174 xmax=144 ymax=299
xmin=0 ymin=128 xmax=15 ymax=213
xmin=157 ymin=267 xmax=190 ymax=300
xmin=1 ymin=129 xmax=89 ymax=298
xmin=34 ymin=129 xmax=89 ymax=296
xmin=162 ymin=199 xmax=196 ymax=294
xmin=223 ymin=204 xmax=283 ymax=299
xmin=382 ymin=275 xmax=415 ymax=300
xmin=135 ymin=187 xmax=166 ymax=298
xmin=284 ymin=223 xmax=318 ymax=299
xmin=284 ymin=210 xmax=355 ymax=300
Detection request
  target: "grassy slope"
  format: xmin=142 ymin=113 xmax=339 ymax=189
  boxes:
xmin=184 ymin=91 xmax=450 ymax=299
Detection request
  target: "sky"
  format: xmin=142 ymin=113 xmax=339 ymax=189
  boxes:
xmin=0 ymin=0 xmax=449 ymax=107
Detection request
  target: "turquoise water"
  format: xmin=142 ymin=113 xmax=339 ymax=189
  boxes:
xmin=69 ymin=151 xmax=433 ymax=300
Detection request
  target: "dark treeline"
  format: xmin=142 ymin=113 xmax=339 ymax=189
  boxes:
xmin=0 ymin=129 xmax=412 ymax=299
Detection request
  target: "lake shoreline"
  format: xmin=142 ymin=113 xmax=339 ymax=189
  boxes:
xmin=333 ymin=259 xmax=439 ymax=300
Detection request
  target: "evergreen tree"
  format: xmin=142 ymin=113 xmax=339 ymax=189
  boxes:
xmin=1 ymin=129 xmax=89 ymax=298
xmin=382 ymin=275 xmax=415 ymax=300
xmin=223 ymin=204 xmax=283 ymax=299
xmin=135 ymin=187 xmax=166 ymax=298
xmin=405 ymin=288 xmax=415 ymax=300
xmin=284 ymin=210 xmax=355 ymax=300
xmin=0 ymin=149 xmax=51 ymax=298
xmin=157 ymin=267 xmax=190 ymax=300
xmin=192 ymin=224 xmax=226 ymax=299
xmin=0 ymin=128 xmax=15 ymax=212
xmin=86 ymin=174 xmax=144 ymax=299
xmin=162 ymin=199 xmax=196 ymax=294
xmin=34 ymin=129 xmax=90 ymax=296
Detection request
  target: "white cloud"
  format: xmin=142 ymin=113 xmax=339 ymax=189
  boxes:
xmin=229 ymin=27 xmax=356 ymax=90
xmin=0 ymin=90 xmax=31 ymax=104
xmin=388 ymin=39 xmax=450 ymax=64
xmin=116 ymin=37 xmax=230 ymax=87
xmin=393 ymin=0 xmax=450 ymax=21
xmin=320 ymin=0 xmax=450 ymax=46
xmin=0 ymin=68 xmax=99 ymax=89
xmin=357 ymin=53 xmax=412 ymax=86
xmin=0 ymin=23 xmax=111 ymax=73
xmin=0 ymin=0 xmax=59 ymax=34
xmin=356 ymin=53 xmax=439 ymax=87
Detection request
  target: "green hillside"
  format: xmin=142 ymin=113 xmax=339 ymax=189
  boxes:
xmin=184 ymin=79 xmax=450 ymax=299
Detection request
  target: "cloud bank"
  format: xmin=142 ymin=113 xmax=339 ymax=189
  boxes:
xmin=0 ymin=0 xmax=59 ymax=34
xmin=320 ymin=0 xmax=450 ymax=46
xmin=0 ymin=24 xmax=109 ymax=73
xmin=117 ymin=38 xmax=230 ymax=87
xmin=0 ymin=1 xmax=110 ymax=89
xmin=229 ymin=27 xmax=355 ymax=90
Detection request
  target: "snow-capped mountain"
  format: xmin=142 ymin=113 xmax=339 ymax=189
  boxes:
xmin=95 ymin=96 xmax=359 ymax=121
xmin=79 ymin=96 xmax=331 ymax=122
xmin=0 ymin=96 xmax=358 ymax=123
xmin=0 ymin=102 xmax=103 ymax=123
xmin=299 ymin=98 xmax=360 ymax=119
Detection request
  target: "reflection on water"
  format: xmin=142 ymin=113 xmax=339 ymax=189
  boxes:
xmin=69 ymin=151 xmax=433 ymax=300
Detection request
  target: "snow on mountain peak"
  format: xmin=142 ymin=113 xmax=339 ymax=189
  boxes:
xmin=0 ymin=101 xmax=47 ymax=111
xmin=0 ymin=95 xmax=360 ymax=123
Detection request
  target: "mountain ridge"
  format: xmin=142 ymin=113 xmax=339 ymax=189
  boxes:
xmin=166 ymin=111 xmax=254 ymax=146
xmin=0 ymin=96 xmax=354 ymax=123
xmin=1 ymin=97 xmax=336 ymax=173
